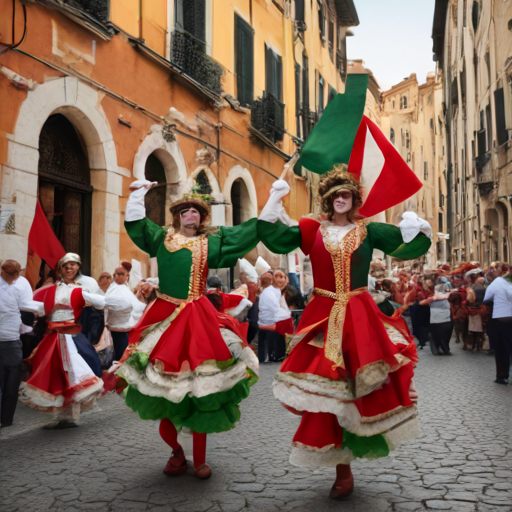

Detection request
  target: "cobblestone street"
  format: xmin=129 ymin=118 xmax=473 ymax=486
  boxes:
xmin=1 ymin=341 xmax=511 ymax=512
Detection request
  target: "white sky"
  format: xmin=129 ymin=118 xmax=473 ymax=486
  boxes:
xmin=348 ymin=0 xmax=437 ymax=91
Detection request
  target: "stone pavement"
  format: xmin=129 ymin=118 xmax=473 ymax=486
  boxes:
xmin=1 ymin=342 xmax=511 ymax=512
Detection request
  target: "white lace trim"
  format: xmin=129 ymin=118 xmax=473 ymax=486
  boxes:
xmin=275 ymin=371 xmax=355 ymax=400
xmin=289 ymin=445 xmax=355 ymax=468
xmin=384 ymin=323 xmax=410 ymax=346
xmin=287 ymin=415 xmax=423 ymax=468
xmin=18 ymin=378 xmax=103 ymax=411
xmin=119 ymin=328 xmax=259 ymax=402
xmin=322 ymin=222 xmax=357 ymax=247
xmin=273 ymin=380 xmax=418 ymax=437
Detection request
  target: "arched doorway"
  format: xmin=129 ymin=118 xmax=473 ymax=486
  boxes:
xmin=486 ymin=208 xmax=499 ymax=264
xmin=38 ymin=114 xmax=92 ymax=274
xmin=144 ymin=153 xmax=167 ymax=226
xmin=495 ymin=202 xmax=509 ymax=262
xmin=144 ymin=149 xmax=183 ymax=227
xmin=231 ymin=178 xmax=251 ymax=226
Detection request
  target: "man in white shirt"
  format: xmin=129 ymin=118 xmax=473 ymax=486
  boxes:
xmin=272 ymin=270 xmax=292 ymax=361
xmin=483 ymin=263 xmax=512 ymax=384
xmin=257 ymin=272 xmax=281 ymax=362
xmin=105 ymin=262 xmax=146 ymax=361
xmin=0 ymin=260 xmax=44 ymax=427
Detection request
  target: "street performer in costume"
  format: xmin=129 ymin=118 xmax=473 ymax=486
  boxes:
xmin=116 ymin=180 xmax=259 ymax=480
xmin=19 ymin=253 xmax=105 ymax=428
xmin=256 ymin=157 xmax=432 ymax=499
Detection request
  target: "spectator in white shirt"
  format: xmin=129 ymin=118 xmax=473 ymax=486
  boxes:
xmin=98 ymin=272 xmax=113 ymax=295
xmin=272 ymin=270 xmax=292 ymax=361
xmin=257 ymin=273 xmax=281 ymax=362
xmin=0 ymin=260 xmax=44 ymax=427
xmin=105 ymin=262 xmax=146 ymax=361
xmin=483 ymin=263 xmax=512 ymax=384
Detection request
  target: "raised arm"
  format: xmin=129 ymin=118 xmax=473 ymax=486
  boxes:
xmin=256 ymin=180 xmax=301 ymax=255
xmin=124 ymin=180 xmax=166 ymax=257
xmin=208 ymin=218 xmax=260 ymax=269
xmin=368 ymin=213 xmax=432 ymax=259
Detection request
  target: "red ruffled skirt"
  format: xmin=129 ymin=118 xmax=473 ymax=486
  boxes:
xmin=273 ymin=291 xmax=421 ymax=467
xmin=19 ymin=332 xmax=104 ymax=416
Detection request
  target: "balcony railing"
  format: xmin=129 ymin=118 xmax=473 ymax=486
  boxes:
xmin=251 ymin=93 xmax=285 ymax=143
xmin=171 ymin=30 xmax=223 ymax=94
xmin=64 ymin=0 xmax=110 ymax=23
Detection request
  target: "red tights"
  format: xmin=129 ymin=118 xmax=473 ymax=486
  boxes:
xmin=159 ymin=419 xmax=207 ymax=468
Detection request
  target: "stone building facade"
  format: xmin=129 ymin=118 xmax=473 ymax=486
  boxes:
xmin=381 ymin=73 xmax=447 ymax=267
xmin=433 ymin=0 xmax=512 ymax=265
xmin=0 ymin=0 xmax=359 ymax=280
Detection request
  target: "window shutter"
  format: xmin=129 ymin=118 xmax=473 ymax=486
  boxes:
xmin=494 ymin=88 xmax=508 ymax=146
xmin=235 ymin=15 xmax=254 ymax=106
xmin=295 ymin=0 xmax=305 ymax=22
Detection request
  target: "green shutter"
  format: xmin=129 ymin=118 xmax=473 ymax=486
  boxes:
xmin=235 ymin=14 xmax=254 ymax=106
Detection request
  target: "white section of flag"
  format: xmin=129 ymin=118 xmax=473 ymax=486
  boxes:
xmin=360 ymin=126 xmax=385 ymax=203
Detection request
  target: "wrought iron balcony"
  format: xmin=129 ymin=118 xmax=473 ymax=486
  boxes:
xmin=251 ymin=93 xmax=285 ymax=144
xmin=475 ymin=152 xmax=491 ymax=172
xmin=171 ymin=30 xmax=223 ymax=94
xmin=64 ymin=0 xmax=110 ymax=23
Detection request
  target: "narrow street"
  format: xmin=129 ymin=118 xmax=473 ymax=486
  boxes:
xmin=1 ymin=342 xmax=511 ymax=512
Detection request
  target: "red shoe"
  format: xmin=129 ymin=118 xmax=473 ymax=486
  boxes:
xmin=194 ymin=463 xmax=212 ymax=480
xmin=329 ymin=464 xmax=354 ymax=500
xmin=163 ymin=448 xmax=187 ymax=476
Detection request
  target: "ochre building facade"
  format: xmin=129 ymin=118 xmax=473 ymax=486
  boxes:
xmin=0 ymin=0 xmax=358 ymax=278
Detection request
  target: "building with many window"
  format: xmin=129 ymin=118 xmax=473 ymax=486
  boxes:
xmin=381 ymin=72 xmax=447 ymax=267
xmin=432 ymin=0 xmax=512 ymax=265
xmin=0 ymin=0 xmax=358 ymax=280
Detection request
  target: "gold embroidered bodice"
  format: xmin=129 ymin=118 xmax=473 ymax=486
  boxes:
xmin=316 ymin=221 xmax=368 ymax=368
xmin=163 ymin=231 xmax=209 ymax=302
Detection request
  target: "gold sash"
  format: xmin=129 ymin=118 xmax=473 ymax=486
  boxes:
xmin=317 ymin=222 xmax=368 ymax=369
xmin=313 ymin=287 xmax=367 ymax=369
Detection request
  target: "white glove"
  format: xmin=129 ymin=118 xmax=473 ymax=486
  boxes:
xmin=399 ymin=212 xmax=433 ymax=243
xmin=129 ymin=179 xmax=158 ymax=191
xmin=259 ymin=180 xmax=297 ymax=226
xmin=125 ymin=180 xmax=158 ymax=222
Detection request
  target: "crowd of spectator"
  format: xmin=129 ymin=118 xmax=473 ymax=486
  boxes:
xmin=368 ymin=260 xmax=512 ymax=385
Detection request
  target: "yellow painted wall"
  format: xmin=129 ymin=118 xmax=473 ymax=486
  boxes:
xmin=110 ymin=0 xmax=348 ymax=154
xmin=111 ymin=0 xmax=167 ymax=57
xmin=142 ymin=0 xmax=167 ymax=57
xmin=111 ymin=0 xmax=140 ymax=38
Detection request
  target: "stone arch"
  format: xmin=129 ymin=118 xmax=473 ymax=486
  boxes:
xmin=133 ymin=126 xmax=187 ymax=185
xmin=222 ymin=165 xmax=258 ymax=225
xmin=495 ymin=201 xmax=510 ymax=262
xmin=485 ymin=207 xmax=500 ymax=264
xmin=2 ymin=77 xmax=120 ymax=277
xmin=188 ymin=166 xmax=222 ymax=201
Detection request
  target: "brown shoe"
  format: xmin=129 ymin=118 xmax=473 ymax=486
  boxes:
xmin=163 ymin=448 xmax=187 ymax=476
xmin=329 ymin=464 xmax=354 ymax=500
xmin=194 ymin=463 xmax=212 ymax=480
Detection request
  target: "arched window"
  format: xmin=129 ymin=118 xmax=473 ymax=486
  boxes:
xmin=390 ymin=127 xmax=395 ymax=144
xmin=231 ymin=178 xmax=251 ymax=225
xmin=144 ymin=153 xmax=167 ymax=226
xmin=195 ymin=169 xmax=212 ymax=195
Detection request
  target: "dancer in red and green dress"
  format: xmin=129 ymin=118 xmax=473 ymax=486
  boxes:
xmin=257 ymin=164 xmax=432 ymax=499
xmin=117 ymin=180 xmax=259 ymax=479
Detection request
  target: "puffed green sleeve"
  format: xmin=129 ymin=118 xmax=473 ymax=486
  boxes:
xmin=256 ymin=220 xmax=302 ymax=255
xmin=208 ymin=218 xmax=260 ymax=269
xmin=368 ymin=222 xmax=431 ymax=259
xmin=124 ymin=218 xmax=167 ymax=258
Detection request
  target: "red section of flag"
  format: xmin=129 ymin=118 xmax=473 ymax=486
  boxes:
xmin=25 ymin=200 xmax=66 ymax=288
xmin=348 ymin=116 xmax=422 ymax=218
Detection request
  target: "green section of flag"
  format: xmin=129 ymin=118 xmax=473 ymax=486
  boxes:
xmin=298 ymin=74 xmax=369 ymax=175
